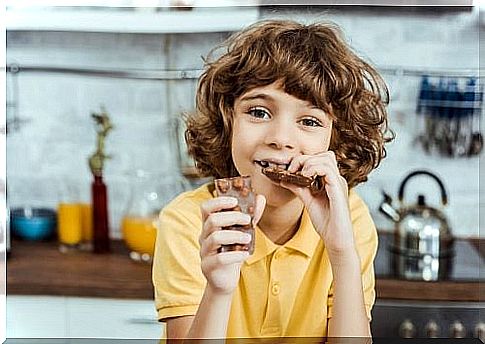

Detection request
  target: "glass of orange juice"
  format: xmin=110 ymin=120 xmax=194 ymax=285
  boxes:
xmin=121 ymin=170 xmax=189 ymax=263
xmin=121 ymin=215 xmax=158 ymax=262
xmin=79 ymin=202 xmax=93 ymax=251
xmin=57 ymin=182 xmax=82 ymax=253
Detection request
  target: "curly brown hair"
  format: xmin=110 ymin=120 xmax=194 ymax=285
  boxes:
xmin=185 ymin=19 xmax=394 ymax=188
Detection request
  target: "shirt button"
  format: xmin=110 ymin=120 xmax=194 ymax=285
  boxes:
xmin=274 ymin=251 xmax=281 ymax=260
xmin=271 ymin=283 xmax=280 ymax=295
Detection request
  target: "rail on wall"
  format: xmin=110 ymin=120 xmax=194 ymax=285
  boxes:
xmin=5 ymin=64 xmax=203 ymax=80
xmin=5 ymin=64 xmax=484 ymax=80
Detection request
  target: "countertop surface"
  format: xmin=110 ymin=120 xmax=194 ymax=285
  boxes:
xmin=6 ymin=234 xmax=484 ymax=302
xmin=7 ymin=239 xmax=153 ymax=300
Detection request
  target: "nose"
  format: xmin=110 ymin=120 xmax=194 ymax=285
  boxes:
xmin=264 ymin=117 xmax=296 ymax=150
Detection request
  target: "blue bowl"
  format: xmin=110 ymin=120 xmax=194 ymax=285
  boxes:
xmin=11 ymin=207 xmax=57 ymax=241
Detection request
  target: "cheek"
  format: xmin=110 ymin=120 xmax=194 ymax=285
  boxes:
xmin=307 ymin=126 xmax=332 ymax=153
xmin=324 ymin=128 xmax=332 ymax=149
xmin=232 ymin=116 xmax=259 ymax=150
xmin=322 ymin=122 xmax=333 ymax=150
xmin=230 ymin=120 xmax=252 ymax=168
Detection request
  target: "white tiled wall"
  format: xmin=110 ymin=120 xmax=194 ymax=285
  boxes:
xmin=6 ymin=6 xmax=483 ymax=238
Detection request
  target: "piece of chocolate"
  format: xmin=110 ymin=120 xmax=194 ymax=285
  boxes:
xmin=232 ymin=177 xmax=244 ymax=190
xmin=215 ymin=179 xmax=230 ymax=193
xmin=214 ymin=175 xmax=255 ymax=254
xmin=262 ymin=166 xmax=324 ymax=194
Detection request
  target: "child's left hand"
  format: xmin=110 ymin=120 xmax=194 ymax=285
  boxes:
xmin=282 ymin=151 xmax=356 ymax=261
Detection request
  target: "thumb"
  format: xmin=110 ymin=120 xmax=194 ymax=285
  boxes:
xmin=252 ymin=194 xmax=266 ymax=227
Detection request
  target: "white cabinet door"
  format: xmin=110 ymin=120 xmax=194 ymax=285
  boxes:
xmin=7 ymin=296 xmax=69 ymax=338
xmin=67 ymin=297 xmax=163 ymax=339
xmin=7 ymin=295 xmax=164 ymax=339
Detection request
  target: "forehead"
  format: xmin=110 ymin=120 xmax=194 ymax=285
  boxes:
xmin=236 ymin=81 xmax=317 ymax=109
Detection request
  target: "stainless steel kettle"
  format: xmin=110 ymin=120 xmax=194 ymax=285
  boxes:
xmin=379 ymin=170 xmax=454 ymax=281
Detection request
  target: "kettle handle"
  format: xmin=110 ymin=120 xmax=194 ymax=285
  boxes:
xmin=398 ymin=170 xmax=448 ymax=206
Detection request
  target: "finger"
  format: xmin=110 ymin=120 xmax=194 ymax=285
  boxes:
xmin=203 ymin=251 xmax=250 ymax=270
xmin=201 ymin=211 xmax=252 ymax=240
xmin=201 ymin=230 xmax=252 ymax=256
xmin=338 ymin=175 xmax=349 ymax=197
xmin=299 ymin=153 xmax=338 ymax=177
xmin=300 ymin=157 xmax=336 ymax=176
xmin=287 ymin=155 xmax=311 ymax=173
xmin=302 ymin=163 xmax=340 ymax=185
xmin=288 ymin=150 xmax=337 ymax=173
xmin=301 ymin=164 xmax=349 ymax=203
xmin=200 ymin=196 xmax=238 ymax=222
xmin=252 ymin=194 xmax=266 ymax=227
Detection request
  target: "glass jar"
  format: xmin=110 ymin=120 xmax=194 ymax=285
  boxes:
xmin=121 ymin=170 xmax=189 ymax=262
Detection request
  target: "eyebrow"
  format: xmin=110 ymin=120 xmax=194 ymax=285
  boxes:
xmin=238 ymin=92 xmax=325 ymax=113
xmin=238 ymin=93 xmax=274 ymax=103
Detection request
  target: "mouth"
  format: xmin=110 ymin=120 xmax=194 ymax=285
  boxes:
xmin=255 ymin=160 xmax=290 ymax=171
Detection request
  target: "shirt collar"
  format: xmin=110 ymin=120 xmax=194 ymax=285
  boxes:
xmin=284 ymin=207 xmax=321 ymax=257
xmin=244 ymin=225 xmax=279 ymax=265
xmin=245 ymin=208 xmax=321 ymax=265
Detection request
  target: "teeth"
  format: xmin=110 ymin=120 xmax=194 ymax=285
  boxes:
xmin=260 ymin=161 xmax=288 ymax=170
xmin=278 ymin=164 xmax=288 ymax=170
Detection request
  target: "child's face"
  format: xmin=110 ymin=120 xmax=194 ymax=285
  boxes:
xmin=231 ymin=81 xmax=333 ymax=206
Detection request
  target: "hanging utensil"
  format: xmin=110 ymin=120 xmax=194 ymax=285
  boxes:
xmin=466 ymin=78 xmax=484 ymax=156
xmin=435 ymin=78 xmax=450 ymax=156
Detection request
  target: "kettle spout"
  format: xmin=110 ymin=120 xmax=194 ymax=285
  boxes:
xmin=379 ymin=191 xmax=400 ymax=222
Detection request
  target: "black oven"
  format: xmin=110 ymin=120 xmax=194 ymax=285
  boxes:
xmin=371 ymin=234 xmax=484 ymax=340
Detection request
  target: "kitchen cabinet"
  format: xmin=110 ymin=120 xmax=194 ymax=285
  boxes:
xmin=7 ymin=295 xmax=164 ymax=339
xmin=7 ymin=296 xmax=68 ymax=338
xmin=371 ymin=299 xmax=484 ymax=338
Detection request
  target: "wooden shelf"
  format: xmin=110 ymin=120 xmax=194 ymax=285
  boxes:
xmin=375 ymin=278 xmax=483 ymax=302
xmin=6 ymin=236 xmax=483 ymax=301
xmin=7 ymin=239 xmax=153 ymax=299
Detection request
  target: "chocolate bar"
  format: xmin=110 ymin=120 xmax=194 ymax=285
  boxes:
xmin=214 ymin=176 xmax=255 ymax=254
xmin=262 ymin=166 xmax=324 ymax=194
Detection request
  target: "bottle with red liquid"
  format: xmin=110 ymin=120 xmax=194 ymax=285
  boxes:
xmin=92 ymin=175 xmax=110 ymax=253
xmin=88 ymin=107 xmax=113 ymax=254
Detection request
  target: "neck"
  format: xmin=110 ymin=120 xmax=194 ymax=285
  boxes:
xmin=258 ymin=198 xmax=304 ymax=245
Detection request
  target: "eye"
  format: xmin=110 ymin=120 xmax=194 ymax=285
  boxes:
xmin=300 ymin=117 xmax=323 ymax=127
xmin=248 ymin=107 xmax=270 ymax=120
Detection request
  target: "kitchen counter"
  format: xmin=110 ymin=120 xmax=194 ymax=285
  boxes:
xmin=7 ymin=239 xmax=153 ymax=299
xmin=6 ymin=235 xmax=484 ymax=302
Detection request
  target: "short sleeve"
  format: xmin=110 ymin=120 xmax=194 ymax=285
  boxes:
xmin=152 ymin=197 xmax=207 ymax=322
xmin=327 ymin=189 xmax=378 ymax=321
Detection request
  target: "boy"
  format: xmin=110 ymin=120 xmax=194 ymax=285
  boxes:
xmin=153 ymin=19 xmax=393 ymax=339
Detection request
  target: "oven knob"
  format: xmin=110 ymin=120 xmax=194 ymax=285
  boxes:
xmin=425 ymin=320 xmax=440 ymax=338
xmin=449 ymin=320 xmax=466 ymax=338
xmin=399 ymin=319 xmax=416 ymax=338
xmin=474 ymin=322 xmax=485 ymax=342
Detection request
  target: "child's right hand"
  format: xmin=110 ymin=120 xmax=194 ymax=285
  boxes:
xmin=199 ymin=195 xmax=265 ymax=295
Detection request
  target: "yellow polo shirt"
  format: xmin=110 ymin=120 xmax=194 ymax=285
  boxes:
xmin=153 ymin=183 xmax=377 ymax=338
